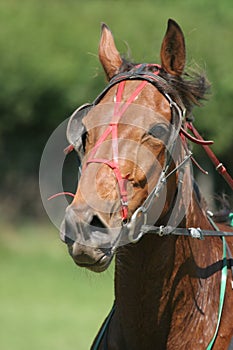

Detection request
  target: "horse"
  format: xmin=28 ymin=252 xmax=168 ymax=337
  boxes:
xmin=60 ymin=19 xmax=233 ymax=349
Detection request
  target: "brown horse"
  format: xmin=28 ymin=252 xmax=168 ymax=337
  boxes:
xmin=60 ymin=20 xmax=233 ymax=349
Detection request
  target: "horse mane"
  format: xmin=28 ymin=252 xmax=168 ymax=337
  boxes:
xmin=119 ymin=58 xmax=211 ymax=115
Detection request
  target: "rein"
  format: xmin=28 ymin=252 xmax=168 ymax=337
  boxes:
xmin=186 ymin=122 xmax=233 ymax=190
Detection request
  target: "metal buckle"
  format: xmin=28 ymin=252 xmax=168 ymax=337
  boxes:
xmin=189 ymin=227 xmax=203 ymax=240
xmin=158 ymin=225 xmax=165 ymax=236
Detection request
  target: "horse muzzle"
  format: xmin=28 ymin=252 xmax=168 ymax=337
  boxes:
xmin=60 ymin=207 xmax=120 ymax=272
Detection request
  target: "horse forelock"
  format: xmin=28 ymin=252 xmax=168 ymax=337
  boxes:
xmin=118 ymin=58 xmax=210 ymax=115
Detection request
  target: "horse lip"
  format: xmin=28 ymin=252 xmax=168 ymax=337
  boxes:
xmin=73 ymin=252 xmax=113 ymax=273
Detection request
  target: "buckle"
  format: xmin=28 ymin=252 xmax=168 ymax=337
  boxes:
xmin=189 ymin=227 xmax=203 ymax=240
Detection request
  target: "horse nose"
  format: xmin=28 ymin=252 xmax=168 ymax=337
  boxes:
xmin=60 ymin=207 xmax=108 ymax=246
xmin=89 ymin=214 xmax=106 ymax=229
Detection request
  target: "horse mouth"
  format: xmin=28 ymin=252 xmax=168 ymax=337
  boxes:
xmin=72 ymin=252 xmax=113 ymax=272
xmin=68 ymin=244 xmax=114 ymax=272
xmin=78 ymin=254 xmax=113 ymax=272
xmin=60 ymin=213 xmax=120 ymax=272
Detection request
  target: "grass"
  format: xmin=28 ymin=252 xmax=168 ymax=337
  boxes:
xmin=0 ymin=221 xmax=114 ymax=350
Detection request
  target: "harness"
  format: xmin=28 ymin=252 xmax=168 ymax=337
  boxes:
xmin=81 ymin=64 xmax=233 ymax=350
xmin=82 ymin=64 xmax=183 ymax=224
xmin=82 ymin=65 xmax=190 ymax=240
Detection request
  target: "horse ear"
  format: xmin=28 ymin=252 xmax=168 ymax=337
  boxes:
xmin=160 ymin=19 xmax=186 ymax=76
xmin=99 ymin=23 xmax=123 ymax=80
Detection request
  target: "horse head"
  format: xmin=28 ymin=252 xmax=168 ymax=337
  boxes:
xmin=60 ymin=20 xmax=204 ymax=272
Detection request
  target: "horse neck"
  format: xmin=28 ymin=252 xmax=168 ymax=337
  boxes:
xmin=114 ymin=175 xmax=221 ymax=349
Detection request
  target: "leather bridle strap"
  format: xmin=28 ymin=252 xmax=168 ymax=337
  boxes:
xmin=188 ymin=122 xmax=233 ymax=190
xmin=85 ymin=79 xmax=148 ymax=222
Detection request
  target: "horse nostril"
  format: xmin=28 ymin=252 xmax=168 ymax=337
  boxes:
xmin=60 ymin=211 xmax=109 ymax=248
xmin=90 ymin=215 xmax=106 ymax=229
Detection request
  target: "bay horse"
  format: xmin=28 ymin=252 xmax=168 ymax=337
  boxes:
xmin=60 ymin=20 xmax=233 ymax=349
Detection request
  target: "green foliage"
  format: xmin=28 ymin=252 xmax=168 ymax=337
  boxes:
xmin=0 ymin=0 xmax=232 ymax=217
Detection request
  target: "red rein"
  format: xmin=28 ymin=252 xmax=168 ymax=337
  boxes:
xmin=180 ymin=122 xmax=233 ymax=190
xmin=180 ymin=126 xmax=213 ymax=145
xmin=48 ymin=192 xmax=75 ymax=201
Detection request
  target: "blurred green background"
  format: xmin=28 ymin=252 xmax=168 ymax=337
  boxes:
xmin=0 ymin=0 xmax=232 ymax=349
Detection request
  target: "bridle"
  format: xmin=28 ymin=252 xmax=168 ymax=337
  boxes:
xmin=63 ymin=62 xmax=232 ymax=245
xmin=83 ymin=63 xmax=187 ymax=237
xmin=84 ymin=79 xmax=149 ymax=222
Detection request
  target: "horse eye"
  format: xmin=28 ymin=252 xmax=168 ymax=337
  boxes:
xmin=148 ymin=123 xmax=169 ymax=141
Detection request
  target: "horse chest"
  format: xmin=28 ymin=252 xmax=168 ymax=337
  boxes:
xmin=110 ymin=236 xmax=224 ymax=350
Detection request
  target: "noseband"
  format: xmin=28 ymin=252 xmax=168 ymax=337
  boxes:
xmin=83 ymin=64 xmax=186 ymax=228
